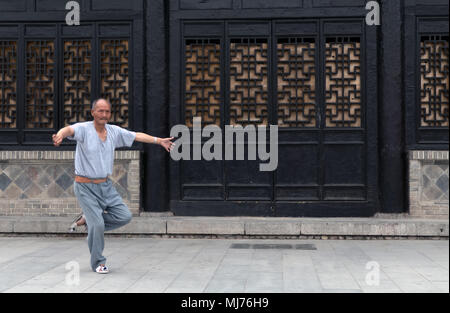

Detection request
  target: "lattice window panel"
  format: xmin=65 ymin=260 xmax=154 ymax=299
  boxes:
xmin=0 ymin=41 xmax=17 ymax=129
xmin=63 ymin=40 xmax=92 ymax=125
xmin=25 ymin=40 xmax=55 ymax=129
xmin=420 ymin=35 xmax=449 ymax=128
xmin=101 ymin=39 xmax=129 ymax=128
xmin=229 ymin=38 xmax=269 ymax=127
xmin=325 ymin=37 xmax=362 ymax=128
xmin=185 ymin=39 xmax=221 ymax=128
xmin=277 ymin=37 xmax=317 ymax=128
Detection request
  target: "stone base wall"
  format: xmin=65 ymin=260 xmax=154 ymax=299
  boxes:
xmin=0 ymin=151 xmax=141 ymax=217
xmin=409 ymin=151 xmax=449 ymax=219
xmin=2 ymin=149 xmax=448 ymax=219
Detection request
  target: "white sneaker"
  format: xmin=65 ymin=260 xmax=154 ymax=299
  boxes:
xmin=69 ymin=214 xmax=87 ymax=232
xmin=95 ymin=265 xmax=109 ymax=274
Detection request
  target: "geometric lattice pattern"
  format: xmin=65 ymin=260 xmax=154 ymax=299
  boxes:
xmin=325 ymin=37 xmax=362 ymax=128
xmin=230 ymin=38 xmax=269 ymax=126
xmin=26 ymin=40 xmax=55 ymax=129
xmin=0 ymin=41 xmax=17 ymax=128
xmin=63 ymin=40 xmax=92 ymax=125
xmin=0 ymin=34 xmax=131 ymax=134
xmin=101 ymin=39 xmax=129 ymax=128
xmin=277 ymin=37 xmax=317 ymax=128
xmin=420 ymin=35 xmax=449 ymax=128
xmin=185 ymin=39 xmax=221 ymax=128
xmin=421 ymin=162 xmax=449 ymax=202
xmin=0 ymin=161 xmax=131 ymax=201
xmin=183 ymin=36 xmax=366 ymax=129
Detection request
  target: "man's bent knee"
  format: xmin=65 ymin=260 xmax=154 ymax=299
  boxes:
xmin=123 ymin=211 xmax=132 ymax=225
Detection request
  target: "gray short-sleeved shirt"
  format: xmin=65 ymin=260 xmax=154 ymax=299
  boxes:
xmin=67 ymin=121 xmax=136 ymax=179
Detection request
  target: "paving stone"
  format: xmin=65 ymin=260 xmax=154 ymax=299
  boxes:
xmin=0 ymin=238 xmax=448 ymax=293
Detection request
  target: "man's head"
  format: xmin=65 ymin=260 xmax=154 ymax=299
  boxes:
xmin=91 ymin=98 xmax=111 ymax=126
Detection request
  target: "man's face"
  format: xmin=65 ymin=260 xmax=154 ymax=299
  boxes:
xmin=91 ymin=100 xmax=111 ymax=126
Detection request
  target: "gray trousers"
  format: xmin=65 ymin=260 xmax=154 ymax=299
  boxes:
xmin=74 ymin=180 xmax=132 ymax=271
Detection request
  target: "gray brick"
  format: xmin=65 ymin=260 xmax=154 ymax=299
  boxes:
xmin=110 ymin=217 xmax=166 ymax=234
xmin=55 ymin=172 xmax=73 ymax=191
xmin=424 ymin=165 xmax=445 ymax=180
xmin=423 ymin=186 xmax=444 ymax=201
xmin=168 ymin=219 xmax=245 ymax=235
xmin=436 ymin=174 xmax=449 ymax=193
xmin=0 ymin=173 xmax=12 ymax=191
xmin=0 ymin=219 xmax=14 ymax=232
xmin=246 ymin=221 xmax=300 ymax=235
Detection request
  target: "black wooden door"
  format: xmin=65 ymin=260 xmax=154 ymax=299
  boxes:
xmin=274 ymin=19 xmax=378 ymax=216
xmin=170 ymin=18 xmax=378 ymax=217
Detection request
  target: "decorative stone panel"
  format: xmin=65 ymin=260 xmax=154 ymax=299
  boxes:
xmin=409 ymin=151 xmax=449 ymax=219
xmin=0 ymin=151 xmax=141 ymax=217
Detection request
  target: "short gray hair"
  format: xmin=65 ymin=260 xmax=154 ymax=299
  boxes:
xmin=91 ymin=98 xmax=111 ymax=111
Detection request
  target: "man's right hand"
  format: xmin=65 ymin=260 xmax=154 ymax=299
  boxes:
xmin=52 ymin=126 xmax=74 ymax=146
xmin=52 ymin=133 xmax=63 ymax=146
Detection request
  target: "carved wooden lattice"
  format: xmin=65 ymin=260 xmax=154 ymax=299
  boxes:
xmin=185 ymin=39 xmax=221 ymax=128
xmin=26 ymin=40 xmax=55 ymax=129
xmin=63 ymin=40 xmax=92 ymax=125
xmin=101 ymin=39 xmax=129 ymax=128
xmin=277 ymin=38 xmax=317 ymax=128
xmin=325 ymin=38 xmax=362 ymax=128
xmin=0 ymin=41 xmax=17 ymax=128
xmin=230 ymin=38 xmax=269 ymax=126
xmin=420 ymin=35 xmax=449 ymax=128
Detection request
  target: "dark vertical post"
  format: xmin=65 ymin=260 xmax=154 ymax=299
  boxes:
xmin=380 ymin=0 xmax=406 ymax=213
xmin=144 ymin=0 xmax=169 ymax=212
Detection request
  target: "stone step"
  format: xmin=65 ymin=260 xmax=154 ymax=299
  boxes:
xmin=0 ymin=215 xmax=448 ymax=237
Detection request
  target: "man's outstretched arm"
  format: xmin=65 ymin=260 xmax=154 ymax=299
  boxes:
xmin=135 ymin=133 xmax=175 ymax=153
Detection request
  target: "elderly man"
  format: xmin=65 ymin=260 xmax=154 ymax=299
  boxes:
xmin=52 ymin=98 xmax=174 ymax=274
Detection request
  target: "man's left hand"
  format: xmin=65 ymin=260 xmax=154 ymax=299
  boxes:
xmin=159 ymin=137 xmax=175 ymax=153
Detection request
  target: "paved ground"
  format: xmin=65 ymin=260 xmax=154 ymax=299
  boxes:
xmin=0 ymin=236 xmax=448 ymax=293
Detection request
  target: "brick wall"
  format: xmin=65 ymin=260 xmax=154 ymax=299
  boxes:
xmin=409 ymin=151 xmax=449 ymax=219
xmin=0 ymin=151 xmax=141 ymax=217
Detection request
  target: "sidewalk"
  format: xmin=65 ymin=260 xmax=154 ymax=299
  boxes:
xmin=0 ymin=236 xmax=448 ymax=293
